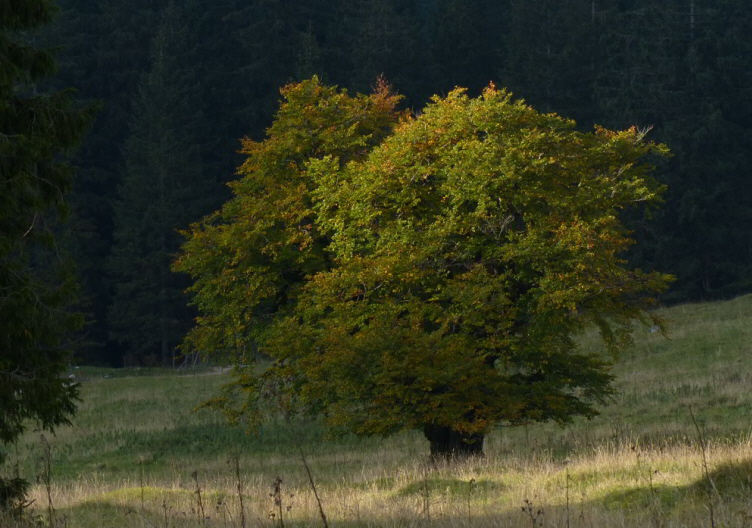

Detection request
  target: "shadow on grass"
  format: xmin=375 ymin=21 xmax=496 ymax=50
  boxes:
xmin=591 ymin=456 xmax=752 ymax=527
xmin=690 ymin=457 xmax=752 ymax=497
xmin=51 ymin=419 xmax=385 ymax=480
xmin=111 ymin=420 xmax=335 ymax=458
xmin=600 ymin=456 xmax=752 ymax=507
xmin=51 ymin=488 xmax=229 ymax=528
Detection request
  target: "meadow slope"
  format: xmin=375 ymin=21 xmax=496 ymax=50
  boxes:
xmin=4 ymin=295 xmax=752 ymax=527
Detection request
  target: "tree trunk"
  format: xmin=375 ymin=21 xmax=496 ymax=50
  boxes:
xmin=423 ymin=424 xmax=484 ymax=460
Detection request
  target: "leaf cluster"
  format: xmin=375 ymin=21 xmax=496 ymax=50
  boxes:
xmin=174 ymin=77 xmax=404 ymax=361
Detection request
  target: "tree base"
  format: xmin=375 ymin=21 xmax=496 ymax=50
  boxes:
xmin=423 ymin=424 xmax=485 ymax=460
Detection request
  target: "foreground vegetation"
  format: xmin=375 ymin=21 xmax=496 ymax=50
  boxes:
xmin=4 ymin=295 xmax=752 ymax=527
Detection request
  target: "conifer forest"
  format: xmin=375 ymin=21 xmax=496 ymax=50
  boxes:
xmin=39 ymin=0 xmax=752 ymax=367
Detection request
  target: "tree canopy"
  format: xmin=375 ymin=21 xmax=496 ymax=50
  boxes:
xmin=34 ymin=1 xmax=752 ymax=365
xmin=177 ymin=78 xmax=671 ymax=458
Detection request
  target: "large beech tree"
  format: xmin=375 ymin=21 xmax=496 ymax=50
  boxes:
xmin=176 ymin=79 xmax=670 ymax=458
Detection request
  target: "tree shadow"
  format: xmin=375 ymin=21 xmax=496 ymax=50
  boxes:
xmin=592 ymin=456 xmax=752 ymax=526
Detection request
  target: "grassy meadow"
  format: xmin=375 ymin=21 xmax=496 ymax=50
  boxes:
xmin=4 ymin=295 xmax=752 ymax=527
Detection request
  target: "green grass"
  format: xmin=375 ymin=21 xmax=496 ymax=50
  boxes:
xmin=4 ymin=295 xmax=752 ymax=527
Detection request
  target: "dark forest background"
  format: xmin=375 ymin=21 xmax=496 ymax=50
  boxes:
xmin=41 ymin=0 xmax=752 ymax=366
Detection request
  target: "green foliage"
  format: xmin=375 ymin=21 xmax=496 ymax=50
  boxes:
xmin=274 ymin=85 xmax=670 ymax=450
xmin=178 ymin=79 xmax=670 ymax=456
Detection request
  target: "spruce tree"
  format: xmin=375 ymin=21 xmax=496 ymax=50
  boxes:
xmin=294 ymin=21 xmax=325 ymax=81
xmin=0 ymin=0 xmax=94 ymax=506
xmin=109 ymin=1 xmax=216 ymax=366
